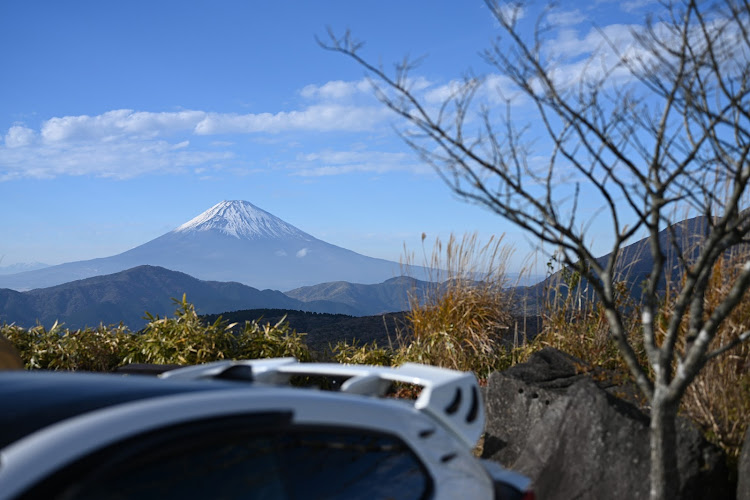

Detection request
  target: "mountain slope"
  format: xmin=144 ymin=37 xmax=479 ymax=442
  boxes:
xmin=0 ymin=265 xmax=359 ymax=330
xmin=286 ymin=276 xmax=439 ymax=316
xmin=513 ymin=215 xmax=713 ymax=310
xmin=202 ymin=308 xmax=409 ymax=352
xmin=0 ymin=200 xmax=418 ymax=291
xmin=0 ymin=262 xmax=49 ymax=275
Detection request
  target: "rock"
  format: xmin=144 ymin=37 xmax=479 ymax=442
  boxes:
xmin=500 ymin=346 xmax=589 ymax=389
xmin=481 ymin=373 xmax=564 ymax=466
xmin=482 ymin=347 xmax=587 ymax=465
xmin=674 ymin=416 xmax=731 ymax=500
xmin=514 ymin=379 xmax=649 ymax=498
xmin=482 ymin=348 xmax=733 ymax=499
xmin=513 ymin=378 xmax=731 ymax=499
xmin=739 ymin=427 xmax=750 ymax=500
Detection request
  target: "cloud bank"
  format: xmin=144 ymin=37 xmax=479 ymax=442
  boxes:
xmin=0 ymin=16 xmax=658 ymax=183
xmin=0 ymin=101 xmax=392 ymax=181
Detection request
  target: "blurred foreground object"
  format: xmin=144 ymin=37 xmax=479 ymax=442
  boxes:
xmin=0 ymin=334 xmax=22 ymax=370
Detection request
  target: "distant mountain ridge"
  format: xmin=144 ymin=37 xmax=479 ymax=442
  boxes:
xmin=0 ymin=262 xmax=50 ymax=275
xmin=0 ymin=266 xmax=442 ymax=331
xmin=513 ymin=215 xmax=714 ymax=311
xmin=0 ymin=213 xmax=715 ymax=331
xmin=285 ymin=276 xmax=440 ymax=316
xmin=0 ymin=200 xmax=425 ymax=291
xmin=0 ymin=265 xmax=359 ymax=330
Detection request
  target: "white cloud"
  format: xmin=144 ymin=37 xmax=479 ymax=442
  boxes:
xmin=404 ymin=76 xmax=433 ymax=93
xmin=292 ymin=149 xmax=431 ymax=177
xmin=0 ymin=77 xmax=416 ymax=181
xmin=620 ymin=0 xmax=658 ymax=13
xmin=544 ymin=26 xmax=604 ymax=61
xmin=300 ymin=79 xmax=371 ymax=100
xmin=194 ymin=104 xmax=388 ymax=134
xmin=424 ymin=80 xmax=464 ymax=104
xmin=534 ymin=22 xmax=654 ymax=92
xmin=424 ymin=74 xmax=522 ymax=106
xmin=484 ymin=74 xmax=526 ymax=103
xmin=547 ymin=9 xmax=586 ymax=27
xmin=0 ymin=137 xmax=232 ymax=181
xmin=4 ymin=125 xmax=36 ymax=148
xmin=296 ymin=248 xmax=308 ymax=258
xmin=300 ymin=150 xmax=409 ymax=164
xmin=30 ymin=102 xmax=390 ymax=147
xmin=0 ymin=97 xmax=395 ymax=181
xmin=492 ymin=2 xmax=525 ymax=24
xmin=41 ymin=109 xmax=206 ymax=143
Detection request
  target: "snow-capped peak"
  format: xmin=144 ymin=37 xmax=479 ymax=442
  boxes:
xmin=174 ymin=200 xmax=311 ymax=240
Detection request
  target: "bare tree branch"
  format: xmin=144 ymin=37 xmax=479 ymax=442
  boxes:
xmin=322 ymin=2 xmax=750 ymax=497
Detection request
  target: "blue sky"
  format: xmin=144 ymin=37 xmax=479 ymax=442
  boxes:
xmin=0 ymin=1 xmax=662 ymax=273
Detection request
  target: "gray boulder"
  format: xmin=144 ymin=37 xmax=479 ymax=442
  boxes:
xmin=499 ymin=347 xmax=589 ymax=389
xmin=516 ymin=378 xmax=730 ymax=499
xmin=482 ymin=347 xmax=586 ymax=465
xmin=483 ymin=347 xmax=733 ymax=499
xmin=739 ymin=427 xmax=750 ymax=500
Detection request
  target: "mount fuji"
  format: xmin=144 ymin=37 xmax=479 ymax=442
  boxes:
xmin=0 ymin=200 xmax=418 ymax=291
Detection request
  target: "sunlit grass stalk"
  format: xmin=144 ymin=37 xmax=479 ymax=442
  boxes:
xmin=394 ymin=233 xmax=521 ymax=378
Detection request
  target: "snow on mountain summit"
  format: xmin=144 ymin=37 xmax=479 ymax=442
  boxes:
xmin=174 ymin=200 xmax=311 ymax=240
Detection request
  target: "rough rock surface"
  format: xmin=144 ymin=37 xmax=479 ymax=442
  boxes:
xmin=516 ymin=378 xmax=730 ymax=499
xmin=499 ymin=347 xmax=589 ymax=389
xmin=483 ymin=347 xmax=733 ymax=500
xmin=739 ymin=427 xmax=750 ymax=500
xmin=482 ymin=347 xmax=585 ymax=465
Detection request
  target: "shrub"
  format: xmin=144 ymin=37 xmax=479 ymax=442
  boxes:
xmin=333 ymin=339 xmax=394 ymax=366
xmin=2 ymin=321 xmax=133 ymax=371
xmin=397 ymin=233 xmax=519 ymax=378
xmin=4 ymin=295 xmax=311 ymax=370
xmin=50 ymin=325 xmax=134 ymax=371
xmin=235 ymin=315 xmax=312 ymax=362
xmin=124 ymin=295 xmax=311 ymax=365
xmin=123 ymin=295 xmax=241 ymax=365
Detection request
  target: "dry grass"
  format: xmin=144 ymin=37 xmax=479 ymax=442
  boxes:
xmin=333 ymin=233 xmax=526 ymax=377
xmin=537 ymin=273 xmax=645 ymax=373
xmin=673 ymin=252 xmax=750 ymax=462
xmin=394 ymin=233 xmax=522 ymax=378
xmin=534 ymin=249 xmax=750 ymax=461
xmin=332 ymin=339 xmax=394 ymax=366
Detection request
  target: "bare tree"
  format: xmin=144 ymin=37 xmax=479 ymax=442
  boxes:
xmin=322 ymin=0 xmax=750 ymax=498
